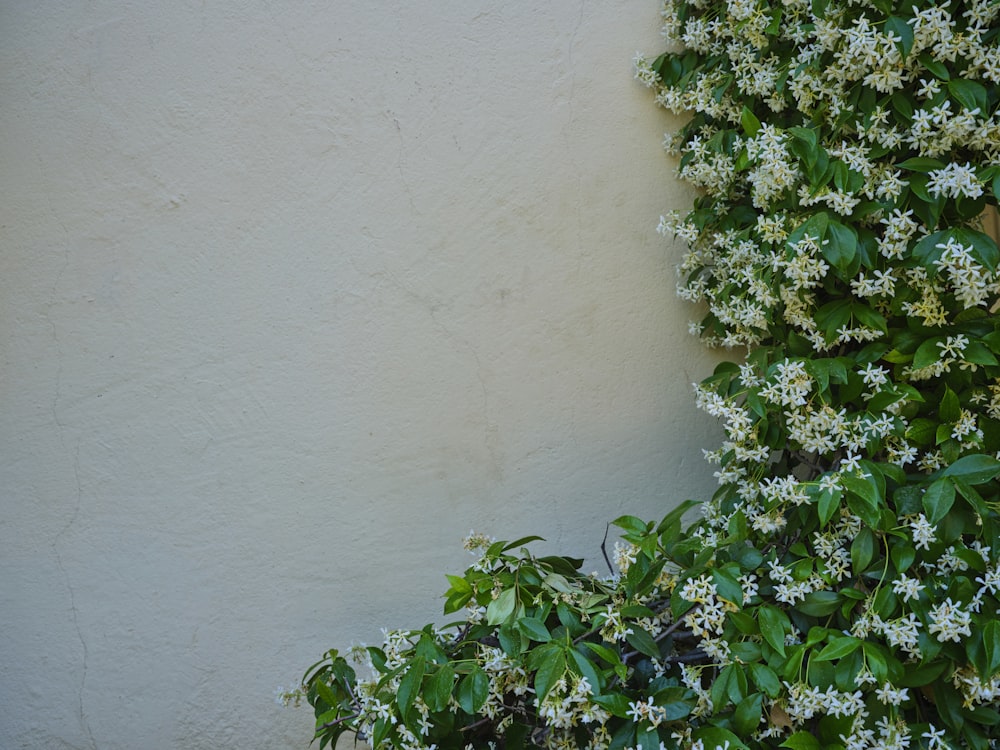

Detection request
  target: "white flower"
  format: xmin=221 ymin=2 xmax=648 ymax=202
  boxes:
xmin=928 ymin=598 xmax=973 ymax=642
xmin=839 ymin=452 xmax=862 ymax=473
xmin=875 ymin=682 xmax=909 ymax=706
xmin=926 ymin=162 xmax=984 ymax=199
xmin=933 ymin=238 xmax=996 ymax=309
xmin=759 ymin=359 xmax=813 ymax=407
xmin=891 ymin=574 xmax=925 ymax=602
xmin=909 ymin=513 xmax=937 ymax=550
xmin=922 ymin=724 xmax=948 ymax=750
xmin=633 ymin=52 xmax=659 ymax=88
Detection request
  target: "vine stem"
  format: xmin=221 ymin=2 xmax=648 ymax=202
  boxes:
xmin=319 ymin=712 xmax=361 ymax=731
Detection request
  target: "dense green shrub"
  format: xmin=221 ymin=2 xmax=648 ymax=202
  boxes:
xmin=290 ymin=1 xmax=1000 ymax=748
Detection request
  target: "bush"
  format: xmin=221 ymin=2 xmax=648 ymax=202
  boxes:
xmin=293 ymin=1 xmax=1000 ymax=748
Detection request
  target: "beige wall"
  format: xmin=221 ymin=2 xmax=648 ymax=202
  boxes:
xmin=0 ymin=3 xmax=723 ymax=748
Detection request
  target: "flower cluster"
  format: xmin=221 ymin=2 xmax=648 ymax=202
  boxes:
xmin=641 ymin=0 xmax=1000 ymax=746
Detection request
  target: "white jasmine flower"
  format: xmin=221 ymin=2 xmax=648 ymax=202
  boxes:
xmin=909 ymin=513 xmax=937 ymax=550
xmin=891 ymin=574 xmax=925 ymax=602
xmin=874 ymin=682 xmax=909 ymax=706
xmin=928 ymin=598 xmax=972 ymax=642
xmin=926 ymin=162 xmax=984 ymax=199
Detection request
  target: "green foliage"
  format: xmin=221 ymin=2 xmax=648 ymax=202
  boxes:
xmin=296 ymin=0 xmax=1000 ymax=748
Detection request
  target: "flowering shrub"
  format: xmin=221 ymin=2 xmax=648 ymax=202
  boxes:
xmin=292 ymin=1 xmax=1000 ymax=748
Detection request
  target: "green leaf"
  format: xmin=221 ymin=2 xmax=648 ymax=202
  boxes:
xmin=592 ymin=693 xmax=632 ymax=718
xmin=546 ymin=573 xmax=576 ymax=596
xmin=911 ymin=228 xmax=950 ymax=267
xmin=782 ymin=645 xmax=806 ymax=682
xmin=498 ymin=622 xmax=526 ymax=657
xmin=966 ymin=228 xmax=1000 ymax=271
xmin=822 ymin=220 xmax=859 ymax=271
xmin=788 ymin=126 xmax=818 ymax=153
xmin=912 ymin=337 xmax=946 ymax=371
xmin=741 ymin=106 xmax=762 ymax=136
xmin=625 ymin=626 xmax=661 ymax=659
xmin=842 ymin=472 xmax=881 ymax=527
xmin=713 ymin=566 xmax=745 ymax=606
xmin=533 ymin=648 xmax=566 ymax=702
xmin=651 ymin=688 xmax=694 ymax=720
xmin=731 ymin=640 xmax=762 ymax=663
xmin=620 ymin=604 xmax=656 ymax=618
xmin=627 ymin=555 xmax=665 ymax=598
xmin=658 ymin=498 xmax=699 ymax=528
xmin=949 ymin=78 xmax=988 ymax=112
xmin=516 ymin=617 xmax=551 ymax=643
xmin=806 ymin=358 xmax=849 ymax=391
xmin=814 ymin=635 xmax=862 ymax=661
xmin=612 ymin=515 xmax=649 ymax=535
xmin=443 ymin=589 xmax=473 ymax=615
xmin=852 ymin=641 xmax=902 ymax=682
xmin=767 ymin=7 xmax=783 ymax=35
xmin=963 ymin=341 xmax=999 ymax=366
xmin=424 ymin=664 xmax=455 ymax=712
xmin=920 ymin=53 xmax=950 ymax=80
xmin=729 ymin=609 xmax=759 ymax=635
xmin=758 ymin=605 xmax=788 ymax=657
xmin=906 ymin=417 xmax=938 ymax=446
xmin=916 ymin=227 xmax=1000 ymax=272
xmin=311 ymin=676 xmax=341 ymax=712
xmin=894 ymin=485 xmax=923 ymax=515
xmin=446 ymin=574 xmax=472 ymax=595
xmin=635 ymin=726 xmax=661 ymax=750
xmin=396 ymin=655 xmax=425 ymax=719
xmin=954 ymin=476 xmax=992 ymax=518
xmin=486 ymin=587 xmax=518 ymax=625
xmin=538 ymin=554 xmax=584 ymax=575
xmin=582 ymin=641 xmax=625 ymax=669
xmin=734 ymin=692 xmax=764 ymax=736
xmin=788 ymin=211 xmax=829 ymax=249
xmin=922 ymin=477 xmax=956 ymax=525
xmin=850 ymin=527 xmax=875 ymax=573
xmin=749 ymin=662 xmax=782 ymax=697
xmin=501 ymin=535 xmax=546 ymax=552
xmin=818 ymin=488 xmax=841 ymax=526
xmin=883 ymin=347 xmax=912 ymax=364
xmin=884 ymin=15 xmax=914 ymax=57
xmin=851 ymin=302 xmax=887 ymax=333
xmin=608 ymin=720 xmax=636 ymax=750
xmin=781 ymin=731 xmax=821 ymax=750
xmin=983 ymin=620 xmax=1000 ymax=677
xmin=456 ymin=667 xmax=490 ymax=714
xmin=370 ymin=718 xmax=391 ymax=748
xmin=897 ymin=157 xmax=946 ymax=172
xmin=891 ymin=91 xmax=914 ymax=121
xmin=939 ymin=454 xmax=1000 ymax=484
xmin=569 ymin=648 xmax=603 ymax=692
xmin=939 ymin=387 xmax=961 ymax=424
xmin=710 ymin=663 xmax=736 ymax=710
xmin=797 ymin=591 xmax=842 ymax=617
xmin=890 ymin=541 xmax=915 ymax=573
xmin=815 ymin=299 xmax=853 ymax=343
xmin=694 ymin=728 xmax=747 ymax=750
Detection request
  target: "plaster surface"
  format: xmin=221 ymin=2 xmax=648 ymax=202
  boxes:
xmin=0 ymin=3 xmax=724 ymax=747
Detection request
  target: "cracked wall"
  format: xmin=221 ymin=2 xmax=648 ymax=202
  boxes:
xmin=0 ymin=2 xmax=724 ymax=748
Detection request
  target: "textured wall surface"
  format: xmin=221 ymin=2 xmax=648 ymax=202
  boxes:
xmin=0 ymin=3 xmax=724 ymax=748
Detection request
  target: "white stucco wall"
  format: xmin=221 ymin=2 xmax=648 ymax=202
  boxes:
xmin=0 ymin=3 xmax=724 ymax=748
